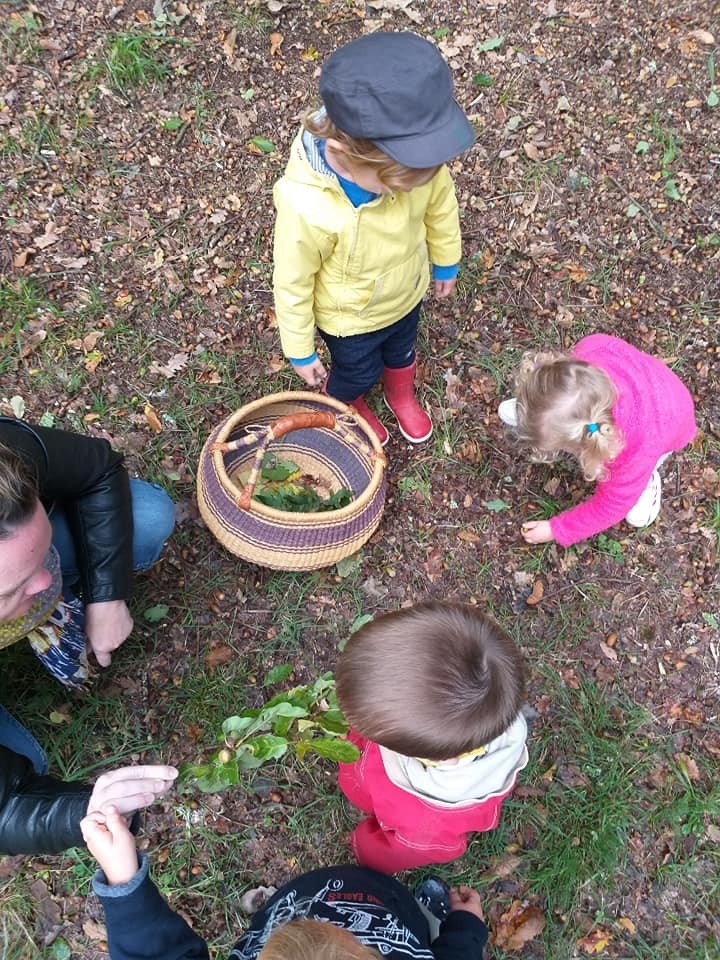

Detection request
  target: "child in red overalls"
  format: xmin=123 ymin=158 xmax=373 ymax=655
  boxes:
xmin=336 ymin=602 xmax=528 ymax=872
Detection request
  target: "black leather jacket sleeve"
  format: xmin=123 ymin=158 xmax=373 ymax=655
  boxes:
xmin=0 ymin=418 xmax=133 ymax=603
xmin=0 ymin=746 xmax=90 ymax=854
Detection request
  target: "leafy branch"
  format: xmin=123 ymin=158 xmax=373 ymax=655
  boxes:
xmin=177 ymin=669 xmax=359 ymax=793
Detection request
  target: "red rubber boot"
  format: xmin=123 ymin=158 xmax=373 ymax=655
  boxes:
xmin=382 ymin=362 xmax=433 ymax=443
xmin=348 ymin=396 xmax=389 ymax=447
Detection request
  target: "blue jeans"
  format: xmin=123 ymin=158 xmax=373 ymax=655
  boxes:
xmin=50 ymin=478 xmax=176 ymax=582
xmin=0 ymin=705 xmax=48 ymax=774
xmin=321 ymin=302 xmax=421 ymax=401
xmin=1 ymin=479 xmax=175 ymax=770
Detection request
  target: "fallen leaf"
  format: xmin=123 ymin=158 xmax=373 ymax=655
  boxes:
xmin=222 ymin=28 xmax=237 ymax=61
xmin=205 ymin=644 xmax=234 ymax=670
xmin=423 ymin=546 xmax=444 ymax=583
xmin=83 ymin=919 xmax=106 ymax=940
xmin=526 ymin=580 xmax=544 ymax=605
xmin=577 ymin=926 xmax=614 ymax=954
xmin=688 ymin=28 xmax=715 ymax=44
xmin=493 ymin=900 xmax=546 ymax=950
xmin=149 ymin=352 xmax=190 ymax=378
xmin=144 ymin=404 xmax=163 ymax=433
xmin=599 ymin=640 xmax=618 ymax=661
xmin=674 ymin=752 xmax=700 ymax=780
xmin=618 ymin=917 xmax=637 ymax=935
xmin=366 ymin=0 xmax=422 ymax=22
xmin=84 ymin=350 xmax=103 ymax=373
xmin=523 ymin=141 xmax=543 ymax=161
xmin=34 ymin=221 xmax=66 ymax=249
xmin=9 ymin=395 xmax=25 ymax=418
xmin=269 ymin=31 xmax=284 ymax=56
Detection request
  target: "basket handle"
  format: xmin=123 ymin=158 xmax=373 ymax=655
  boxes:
xmin=218 ymin=411 xmax=337 ymax=509
xmin=268 ymin=411 xmax=336 ymax=438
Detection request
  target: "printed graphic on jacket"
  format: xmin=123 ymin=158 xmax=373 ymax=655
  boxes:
xmin=229 ymin=877 xmax=434 ymax=959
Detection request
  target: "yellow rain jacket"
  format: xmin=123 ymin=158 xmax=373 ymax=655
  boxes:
xmin=272 ymin=130 xmax=462 ymax=360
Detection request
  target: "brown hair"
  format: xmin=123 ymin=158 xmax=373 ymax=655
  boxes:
xmin=258 ymin=919 xmax=380 ymax=959
xmin=513 ymin=350 xmax=625 ymax=481
xmin=303 ymin=110 xmax=441 ymax=191
xmin=0 ymin=441 xmax=39 ymax=541
xmin=336 ymin=602 xmax=525 ymax=761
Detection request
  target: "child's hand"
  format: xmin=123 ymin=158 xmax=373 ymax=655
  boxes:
xmin=449 ymin=885 xmax=484 ymax=920
xmin=81 ymin=807 xmax=139 ymax=886
xmin=291 ymin=358 xmax=327 ymax=387
xmin=434 ymin=277 xmax=457 ymax=298
xmin=521 ymin=520 xmax=554 ymax=544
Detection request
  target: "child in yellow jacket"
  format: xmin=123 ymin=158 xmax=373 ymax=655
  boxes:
xmin=272 ymin=32 xmax=475 ymax=445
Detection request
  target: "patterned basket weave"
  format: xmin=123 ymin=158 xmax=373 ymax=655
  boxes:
xmin=197 ymin=392 xmax=387 ymax=571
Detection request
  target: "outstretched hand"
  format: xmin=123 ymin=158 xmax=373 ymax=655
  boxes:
xmin=521 ymin=520 xmax=555 ymax=544
xmin=449 ymin=885 xmax=484 ymax=920
xmin=81 ymin=807 xmax=139 ymax=886
xmin=87 ymin=765 xmax=178 ymax=817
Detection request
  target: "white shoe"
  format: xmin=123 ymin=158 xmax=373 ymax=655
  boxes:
xmin=625 ymin=470 xmax=662 ymax=527
xmin=498 ymin=397 xmax=519 ymax=427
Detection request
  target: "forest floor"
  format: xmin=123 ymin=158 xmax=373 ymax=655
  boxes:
xmin=1 ymin=0 xmax=719 ymax=957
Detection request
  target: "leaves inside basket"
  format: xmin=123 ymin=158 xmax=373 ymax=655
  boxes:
xmin=243 ymin=454 xmax=354 ymax=513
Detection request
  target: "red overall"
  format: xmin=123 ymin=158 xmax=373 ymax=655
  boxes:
xmin=338 ymin=730 xmax=518 ymax=873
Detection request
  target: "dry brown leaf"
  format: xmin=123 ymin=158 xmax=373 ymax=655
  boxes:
xmin=83 ymin=919 xmax=107 ymax=940
xmin=526 ymin=580 xmax=544 ymax=605
xmin=458 ymin=529 xmax=481 ymax=543
xmin=84 ymin=351 xmax=103 ymax=373
xmin=599 ymin=640 xmax=618 ymax=661
xmin=577 ymin=926 xmax=614 ymax=954
xmin=82 ymin=330 xmax=103 ymax=352
xmin=144 ymin=404 xmax=163 ymax=433
xmin=205 ymin=644 xmax=234 ymax=670
xmin=674 ymin=752 xmax=700 ymax=780
xmin=34 ymin=221 xmax=66 ymax=249
xmin=688 ymin=28 xmax=715 ymax=44
xmin=222 ymin=28 xmax=237 ymax=61
xmin=618 ymin=917 xmax=637 ymax=935
xmin=13 ymin=248 xmax=31 ymax=267
xmin=493 ymin=900 xmax=546 ymax=950
xmin=149 ymin=352 xmax=190 ymax=378
xmin=523 ymin=142 xmax=542 ymax=161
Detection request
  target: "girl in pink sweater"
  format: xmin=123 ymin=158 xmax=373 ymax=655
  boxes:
xmin=498 ymin=334 xmax=697 ymax=546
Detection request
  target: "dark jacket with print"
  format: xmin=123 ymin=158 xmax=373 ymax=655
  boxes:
xmin=94 ymin=859 xmax=489 ymax=960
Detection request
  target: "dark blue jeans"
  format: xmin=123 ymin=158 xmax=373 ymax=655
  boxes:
xmin=321 ymin=302 xmax=421 ymax=402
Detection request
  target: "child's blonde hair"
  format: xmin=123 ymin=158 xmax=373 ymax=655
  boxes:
xmin=513 ymin=350 xmax=624 ymax=481
xmin=258 ymin=919 xmax=380 ymax=959
xmin=303 ymin=110 xmax=441 ymax=192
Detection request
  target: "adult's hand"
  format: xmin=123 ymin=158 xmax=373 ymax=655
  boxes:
xmin=291 ymin=358 xmax=327 ymax=387
xmin=85 ymin=599 xmax=134 ymax=666
xmin=87 ymin=765 xmax=178 ymax=816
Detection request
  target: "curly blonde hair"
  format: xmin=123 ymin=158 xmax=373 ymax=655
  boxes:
xmin=303 ymin=110 xmax=441 ymax=192
xmin=259 ymin=919 xmax=381 ymax=959
xmin=512 ymin=350 xmax=624 ymax=481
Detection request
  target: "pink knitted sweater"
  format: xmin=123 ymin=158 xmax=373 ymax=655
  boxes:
xmin=549 ymin=334 xmax=696 ymax=546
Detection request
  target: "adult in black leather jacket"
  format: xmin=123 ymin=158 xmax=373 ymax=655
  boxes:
xmin=0 ymin=417 xmax=175 ymax=666
xmin=0 ymin=745 xmax=177 ymax=855
xmin=0 ymin=418 xmax=175 ymax=853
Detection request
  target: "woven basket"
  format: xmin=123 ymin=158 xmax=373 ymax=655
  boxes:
xmin=197 ymin=392 xmax=387 ymax=571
